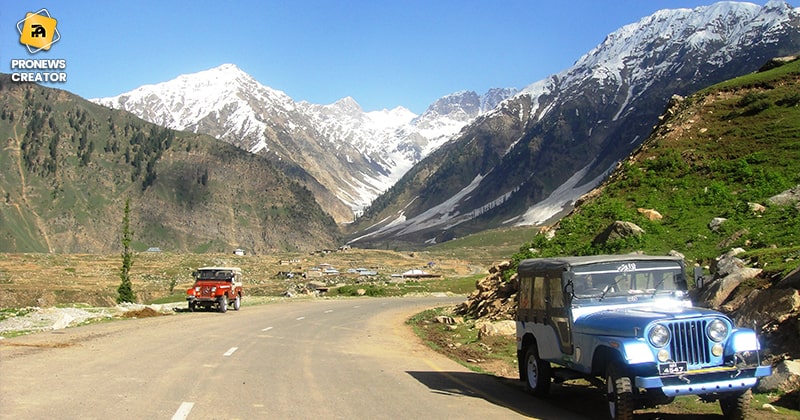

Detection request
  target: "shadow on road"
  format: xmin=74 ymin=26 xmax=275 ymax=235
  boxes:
xmin=407 ymin=370 xmax=728 ymax=419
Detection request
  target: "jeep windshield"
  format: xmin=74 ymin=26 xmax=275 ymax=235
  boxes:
xmin=570 ymin=259 xmax=686 ymax=299
xmin=195 ymin=269 xmax=234 ymax=280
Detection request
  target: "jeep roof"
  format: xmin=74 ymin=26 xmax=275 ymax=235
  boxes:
xmin=517 ymin=254 xmax=684 ymax=274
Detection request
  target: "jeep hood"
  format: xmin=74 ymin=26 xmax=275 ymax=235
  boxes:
xmin=573 ymin=305 xmax=722 ymax=338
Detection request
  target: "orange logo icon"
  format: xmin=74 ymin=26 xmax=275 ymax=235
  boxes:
xmin=17 ymin=9 xmax=60 ymax=53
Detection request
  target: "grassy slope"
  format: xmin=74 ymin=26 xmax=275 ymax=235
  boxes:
xmin=504 ymin=58 xmax=800 ymax=278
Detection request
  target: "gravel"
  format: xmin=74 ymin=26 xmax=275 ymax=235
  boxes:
xmin=0 ymin=303 xmax=184 ymax=337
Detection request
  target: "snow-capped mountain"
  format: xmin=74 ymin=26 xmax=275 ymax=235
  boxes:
xmin=350 ymin=0 xmax=800 ymax=246
xmin=92 ymin=65 xmax=516 ymax=222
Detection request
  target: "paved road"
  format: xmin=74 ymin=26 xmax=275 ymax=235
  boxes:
xmin=0 ymin=297 xmax=587 ymax=419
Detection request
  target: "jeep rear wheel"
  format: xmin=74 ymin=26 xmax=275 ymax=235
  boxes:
xmin=218 ymin=295 xmax=228 ymax=313
xmin=719 ymin=389 xmax=752 ymax=420
xmin=524 ymin=345 xmax=551 ymax=397
xmin=233 ymin=295 xmax=241 ymax=311
xmin=606 ymin=362 xmax=634 ymax=420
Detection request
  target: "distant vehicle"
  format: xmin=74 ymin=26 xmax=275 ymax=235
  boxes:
xmin=515 ymin=255 xmax=770 ymax=420
xmin=186 ymin=267 xmax=243 ymax=313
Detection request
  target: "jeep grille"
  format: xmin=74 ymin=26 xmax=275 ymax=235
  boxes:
xmin=667 ymin=320 xmax=710 ymax=366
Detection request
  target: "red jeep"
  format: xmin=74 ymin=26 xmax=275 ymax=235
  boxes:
xmin=186 ymin=267 xmax=243 ymax=313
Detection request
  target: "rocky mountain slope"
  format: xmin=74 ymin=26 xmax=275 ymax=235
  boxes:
xmin=92 ymin=65 xmax=516 ymax=222
xmin=349 ymin=1 xmax=800 ymax=248
xmin=0 ymin=75 xmax=340 ymax=253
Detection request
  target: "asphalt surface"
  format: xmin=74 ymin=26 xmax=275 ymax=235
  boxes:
xmin=0 ymin=296 xmax=588 ymax=419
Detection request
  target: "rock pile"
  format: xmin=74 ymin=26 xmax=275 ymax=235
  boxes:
xmin=454 ymin=261 xmax=518 ymax=321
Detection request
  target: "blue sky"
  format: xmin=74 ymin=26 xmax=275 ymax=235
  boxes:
xmin=1 ymin=0 xmax=757 ymax=113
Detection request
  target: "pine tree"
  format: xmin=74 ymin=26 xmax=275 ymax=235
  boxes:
xmin=117 ymin=198 xmax=135 ymax=303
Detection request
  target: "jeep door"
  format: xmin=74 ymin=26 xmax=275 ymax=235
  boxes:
xmin=519 ymin=269 xmax=573 ymax=359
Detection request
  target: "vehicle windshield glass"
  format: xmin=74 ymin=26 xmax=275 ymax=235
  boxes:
xmin=196 ymin=270 xmax=234 ymax=280
xmin=571 ymin=260 xmax=684 ymax=298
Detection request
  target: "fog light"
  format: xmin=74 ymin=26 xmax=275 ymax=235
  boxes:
xmin=712 ymin=343 xmax=724 ymax=357
xmin=657 ymin=349 xmax=670 ymax=362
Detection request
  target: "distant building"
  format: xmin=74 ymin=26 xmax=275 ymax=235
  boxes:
xmin=233 ymin=248 xmax=245 ymax=256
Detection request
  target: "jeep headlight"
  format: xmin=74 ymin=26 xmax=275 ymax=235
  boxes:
xmin=648 ymin=324 xmax=670 ymax=348
xmin=707 ymin=319 xmax=729 ymax=342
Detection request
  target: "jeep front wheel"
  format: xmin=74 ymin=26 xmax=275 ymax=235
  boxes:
xmin=233 ymin=295 xmax=241 ymax=311
xmin=606 ymin=362 xmax=634 ymax=420
xmin=524 ymin=345 xmax=551 ymax=397
xmin=719 ymin=389 xmax=752 ymax=420
xmin=218 ymin=295 xmax=228 ymax=313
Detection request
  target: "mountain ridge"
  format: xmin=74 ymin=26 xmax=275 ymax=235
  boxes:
xmin=92 ymin=66 xmax=518 ymax=220
xmin=348 ymin=0 xmax=800 ymax=247
xmin=0 ymin=75 xmax=341 ymax=253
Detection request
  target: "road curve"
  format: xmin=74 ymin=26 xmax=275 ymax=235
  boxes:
xmin=0 ymin=296 xmax=587 ymax=419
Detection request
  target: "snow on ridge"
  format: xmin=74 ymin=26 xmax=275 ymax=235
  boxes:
xmin=511 ymin=1 xmax=783 ymax=117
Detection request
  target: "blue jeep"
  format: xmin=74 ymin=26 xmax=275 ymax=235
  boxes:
xmin=515 ymin=255 xmax=771 ymax=420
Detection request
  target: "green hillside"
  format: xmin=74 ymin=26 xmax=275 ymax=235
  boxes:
xmin=0 ymin=75 xmax=340 ymax=253
xmin=509 ymin=58 xmax=800 ymax=278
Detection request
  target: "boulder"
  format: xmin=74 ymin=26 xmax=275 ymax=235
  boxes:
xmin=708 ymin=217 xmax=727 ymax=232
xmin=768 ymin=185 xmax=800 ymax=207
xmin=476 ymin=320 xmax=517 ymax=338
xmin=593 ymin=221 xmax=644 ymax=245
xmin=637 ymin=208 xmax=663 ymax=221
xmin=730 ymin=288 xmax=800 ymax=329
xmin=748 ymin=202 xmax=766 ymax=214
xmin=696 ymin=249 xmax=760 ymax=309
xmin=756 ymin=359 xmax=800 ymax=393
xmin=777 ymin=265 xmax=800 ymax=289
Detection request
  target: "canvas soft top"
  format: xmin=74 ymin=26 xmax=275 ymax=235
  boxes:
xmin=197 ymin=267 xmax=241 ymax=272
xmin=517 ymin=254 xmax=683 ymax=276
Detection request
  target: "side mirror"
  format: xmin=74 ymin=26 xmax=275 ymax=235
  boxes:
xmin=693 ymin=267 xmax=704 ymax=289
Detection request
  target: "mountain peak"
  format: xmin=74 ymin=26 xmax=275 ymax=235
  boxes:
xmin=332 ymin=96 xmax=363 ymax=113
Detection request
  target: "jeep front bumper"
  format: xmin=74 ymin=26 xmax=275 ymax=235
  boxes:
xmin=635 ymin=365 xmax=771 ymax=396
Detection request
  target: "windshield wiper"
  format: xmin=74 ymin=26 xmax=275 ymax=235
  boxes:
xmin=651 ymin=277 xmax=667 ymax=298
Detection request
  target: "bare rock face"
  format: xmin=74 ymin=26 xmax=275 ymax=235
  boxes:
xmin=729 ymin=288 xmax=800 ymax=330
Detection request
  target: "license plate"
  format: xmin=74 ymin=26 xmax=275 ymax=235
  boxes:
xmin=658 ymin=361 xmax=688 ymax=376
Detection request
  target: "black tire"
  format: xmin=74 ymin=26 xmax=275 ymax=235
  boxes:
xmin=523 ymin=345 xmax=551 ymax=397
xmin=233 ymin=295 xmax=241 ymax=311
xmin=719 ymin=389 xmax=752 ymax=420
xmin=218 ymin=295 xmax=228 ymax=313
xmin=188 ymin=301 xmax=196 ymax=312
xmin=606 ymin=362 xmax=635 ymax=420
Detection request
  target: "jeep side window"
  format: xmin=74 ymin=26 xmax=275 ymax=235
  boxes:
xmin=518 ymin=275 xmax=533 ymax=320
xmin=532 ymin=275 xmax=546 ymax=323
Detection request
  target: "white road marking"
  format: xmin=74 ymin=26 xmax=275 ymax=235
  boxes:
xmin=261 ymin=326 xmax=273 ymax=332
xmin=171 ymin=402 xmax=194 ymax=420
xmin=223 ymin=347 xmax=238 ymax=356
